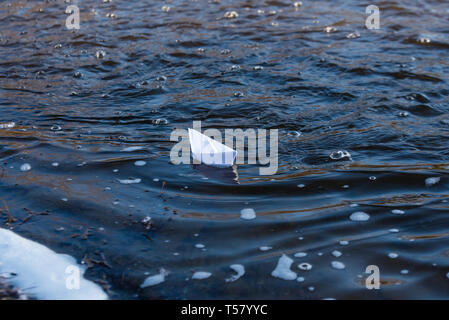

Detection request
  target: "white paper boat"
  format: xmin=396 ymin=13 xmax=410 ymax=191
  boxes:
xmin=188 ymin=128 xmax=237 ymax=167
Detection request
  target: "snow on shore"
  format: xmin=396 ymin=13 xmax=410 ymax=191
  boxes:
xmin=0 ymin=228 xmax=108 ymax=300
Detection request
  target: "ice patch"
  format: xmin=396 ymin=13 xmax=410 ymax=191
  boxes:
xmin=392 ymin=209 xmax=405 ymax=215
xmin=0 ymin=228 xmax=107 ymax=300
xmin=349 ymin=211 xmax=370 ymax=221
xmin=20 ymin=163 xmax=31 ymax=172
xmin=332 ymin=250 xmax=342 ymax=258
xmin=140 ymin=268 xmax=168 ymax=288
xmin=192 ymin=271 xmax=212 ymax=280
xmin=225 ymin=264 xmax=245 ymax=282
xmin=240 ymin=208 xmax=256 ymax=220
xmin=298 ymin=263 xmax=312 ymax=271
xmin=0 ymin=122 xmax=15 ymax=129
xmin=388 ymin=253 xmax=398 ymax=259
xmin=259 ymin=246 xmax=272 ymax=251
xmin=294 ymin=252 xmax=307 ymax=258
xmin=271 ymin=254 xmax=297 ymax=280
xmin=134 ymin=161 xmax=146 ymax=166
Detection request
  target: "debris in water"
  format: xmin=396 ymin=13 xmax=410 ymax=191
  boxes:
xmin=271 ymin=254 xmax=297 ymax=280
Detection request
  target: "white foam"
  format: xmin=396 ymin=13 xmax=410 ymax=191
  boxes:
xmin=140 ymin=268 xmax=168 ymax=288
xmin=271 ymin=254 xmax=297 ymax=280
xmin=0 ymin=228 xmax=107 ymax=300
xmin=225 ymin=264 xmax=245 ymax=282
xmin=240 ymin=208 xmax=256 ymax=220
xmin=349 ymin=211 xmax=370 ymax=221
xmin=192 ymin=271 xmax=212 ymax=280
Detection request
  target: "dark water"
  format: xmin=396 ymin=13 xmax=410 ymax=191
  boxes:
xmin=1 ymin=0 xmax=449 ymax=299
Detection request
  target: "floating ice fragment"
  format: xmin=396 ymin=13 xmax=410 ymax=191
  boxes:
xmin=195 ymin=243 xmax=205 ymax=249
xmin=400 ymin=269 xmax=409 ymax=275
xmin=331 ymin=261 xmax=345 ymax=270
xmin=225 ymin=264 xmax=245 ymax=282
xmin=392 ymin=209 xmax=405 ymax=215
xmin=425 ymin=177 xmax=440 ymax=187
xmin=52 ymin=162 xmax=59 ymax=167
xmin=20 ymin=163 xmax=31 ymax=172
xmin=188 ymin=128 xmax=237 ymax=167
xmin=118 ymin=178 xmax=141 ymax=184
xmin=388 ymin=253 xmax=398 ymax=259
xmin=0 ymin=122 xmax=15 ymax=129
xmin=259 ymin=246 xmax=272 ymax=251
xmin=95 ymin=50 xmax=106 ymax=59
xmin=134 ymin=160 xmax=146 ymax=166
xmin=271 ymin=255 xmax=297 ymax=280
xmin=297 ymin=276 xmax=305 ymax=282
xmin=389 ymin=228 xmax=399 ymax=233
xmin=192 ymin=271 xmax=212 ymax=280
xmin=297 ymin=184 xmax=305 ymax=188
xmin=332 ymin=250 xmax=342 ymax=258
xmin=240 ymin=208 xmax=256 ymax=220
xmin=339 ymin=240 xmax=349 ymax=246
xmin=140 ymin=268 xmax=168 ymax=288
xmin=294 ymin=252 xmax=307 ymax=258
xmin=349 ymin=211 xmax=370 ymax=222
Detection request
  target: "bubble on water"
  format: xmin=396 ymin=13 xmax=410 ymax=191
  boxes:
xmin=240 ymin=208 xmax=256 ymax=220
xmin=225 ymin=264 xmax=245 ymax=282
xmin=288 ymin=131 xmax=302 ymax=137
xmin=349 ymin=203 xmax=358 ymax=207
xmin=95 ymin=50 xmax=106 ymax=59
xmin=324 ymin=26 xmax=337 ymax=33
xmin=329 ymin=150 xmax=352 ymax=161
xmin=73 ymin=72 xmax=82 ymax=78
xmin=298 ymin=263 xmax=312 ymax=271
xmin=331 ymin=261 xmax=345 ymax=270
xmin=61 ymin=198 xmax=68 ymax=202
xmin=425 ymin=177 xmax=440 ymax=187
xmin=156 ymin=75 xmax=167 ymax=81
xmin=106 ymin=13 xmax=117 ymax=18
xmin=20 ymin=163 xmax=31 ymax=172
xmin=153 ymin=178 xmax=159 ymax=182
xmin=308 ymin=286 xmax=315 ymax=292
xmin=118 ymin=178 xmax=141 ymax=184
xmin=399 ymin=111 xmax=409 ymax=117
xmin=259 ymin=246 xmax=272 ymax=251
xmin=418 ymin=37 xmax=430 ymax=44
xmin=388 ymin=253 xmax=398 ymax=259
xmin=271 ymin=254 xmax=297 ymax=280
xmin=349 ymin=211 xmax=370 ymax=222
xmin=234 ymin=92 xmax=244 ymax=97
xmin=195 ymin=243 xmax=205 ymax=249
xmin=224 ymin=11 xmax=238 ymax=19
xmin=332 ymin=250 xmax=342 ymax=258
xmin=230 ymin=64 xmax=240 ymax=71
xmin=346 ymin=31 xmax=360 ymax=39
xmin=192 ymin=271 xmax=212 ymax=280
xmin=294 ymin=252 xmax=307 ymax=258
xmin=220 ymin=49 xmax=231 ymax=55
xmin=161 ymin=5 xmax=170 ymax=12
xmin=134 ymin=160 xmax=146 ymax=167
xmin=392 ymin=209 xmax=405 ymax=215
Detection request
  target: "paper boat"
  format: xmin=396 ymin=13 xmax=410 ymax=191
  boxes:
xmin=188 ymin=128 xmax=237 ymax=167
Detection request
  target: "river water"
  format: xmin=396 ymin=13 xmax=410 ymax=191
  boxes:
xmin=1 ymin=0 xmax=449 ymax=299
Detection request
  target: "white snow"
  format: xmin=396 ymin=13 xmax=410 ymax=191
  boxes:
xmin=0 ymin=228 xmax=108 ymax=300
xmin=140 ymin=268 xmax=168 ymax=288
xmin=225 ymin=264 xmax=245 ymax=282
xmin=240 ymin=208 xmax=256 ymax=220
xmin=271 ymin=254 xmax=297 ymax=280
